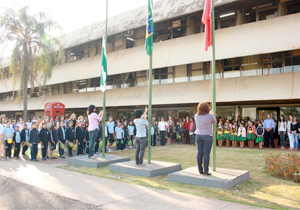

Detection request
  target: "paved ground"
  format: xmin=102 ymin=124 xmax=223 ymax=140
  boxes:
xmin=0 ymin=175 xmax=98 ymax=209
xmin=0 ymin=157 xmax=268 ymax=210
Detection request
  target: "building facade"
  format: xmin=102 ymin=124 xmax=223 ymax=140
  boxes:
xmin=0 ymin=0 xmax=300 ymax=121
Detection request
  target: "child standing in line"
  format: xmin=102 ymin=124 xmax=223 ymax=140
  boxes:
xmin=39 ymin=122 xmax=50 ymax=160
xmin=153 ymin=121 xmax=158 ymax=146
xmin=188 ymin=117 xmax=196 ymax=145
xmin=123 ymin=122 xmax=129 ymax=150
xmin=223 ymin=122 xmax=230 ymax=147
xmin=247 ymin=121 xmax=256 ymax=149
xmin=12 ymin=125 xmax=22 ymax=158
xmin=84 ymin=124 xmax=90 ymax=155
xmin=128 ymin=121 xmax=135 ymax=149
xmin=21 ymin=124 xmax=29 ymax=156
xmin=95 ymin=122 xmax=102 ymax=154
xmin=3 ymin=121 xmax=14 ymax=159
xmin=175 ymin=121 xmax=180 ymax=144
xmin=238 ymin=123 xmax=246 ymax=148
xmin=107 ymin=116 xmax=115 ymax=152
xmin=151 ymin=124 xmax=154 ymax=146
xmin=115 ymin=122 xmax=123 ymax=151
xmin=217 ymin=122 xmax=223 ymax=147
xmin=230 ymin=122 xmax=238 ymax=148
xmin=76 ymin=121 xmax=85 ymax=156
xmin=256 ymin=122 xmax=264 ymax=150
xmin=29 ymin=122 xmax=40 ymax=162
xmin=50 ymin=124 xmax=58 ymax=159
xmin=178 ymin=123 xmax=184 ymax=144
xmin=57 ymin=121 xmax=66 ymax=158
xmin=66 ymin=120 xmax=75 ymax=157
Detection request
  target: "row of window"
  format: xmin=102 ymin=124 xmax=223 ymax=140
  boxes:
xmin=0 ymin=50 xmax=299 ymax=101
xmin=1 ymin=0 xmax=300 ymax=79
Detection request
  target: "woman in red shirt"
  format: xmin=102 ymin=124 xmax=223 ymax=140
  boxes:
xmin=183 ymin=116 xmax=190 ymax=144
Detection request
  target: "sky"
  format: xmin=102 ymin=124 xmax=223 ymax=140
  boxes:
xmin=0 ymin=0 xmax=158 ymax=35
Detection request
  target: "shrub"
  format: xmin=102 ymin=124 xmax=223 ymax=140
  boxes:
xmin=265 ymin=153 xmax=300 ymax=183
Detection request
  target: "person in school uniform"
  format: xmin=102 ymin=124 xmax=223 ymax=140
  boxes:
xmin=128 ymin=121 xmax=135 ymax=149
xmin=230 ymin=122 xmax=238 ymax=148
xmin=223 ymin=122 xmax=230 ymax=147
xmin=39 ymin=122 xmax=51 ymax=160
xmin=57 ymin=121 xmax=66 ymax=158
xmin=152 ymin=121 xmax=158 ymax=146
xmin=76 ymin=121 xmax=85 ymax=156
xmin=3 ymin=121 xmax=14 ymax=159
xmin=256 ymin=122 xmax=264 ymax=150
xmin=247 ymin=121 xmax=256 ymax=149
xmin=216 ymin=122 xmax=223 ymax=147
xmin=50 ymin=124 xmax=58 ymax=159
xmin=21 ymin=123 xmax=30 ymax=156
xmin=238 ymin=123 xmax=247 ymax=148
xmin=115 ymin=122 xmax=124 ymax=151
xmin=84 ymin=125 xmax=90 ymax=155
xmin=95 ymin=122 xmax=102 ymax=154
xmin=106 ymin=117 xmax=115 ymax=152
xmin=12 ymin=125 xmax=22 ymax=158
xmin=123 ymin=122 xmax=129 ymax=150
xmin=29 ymin=122 xmax=40 ymax=162
xmin=66 ymin=120 xmax=75 ymax=157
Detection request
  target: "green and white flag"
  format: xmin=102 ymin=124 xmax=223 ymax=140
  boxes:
xmin=100 ymin=37 xmax=107 ymax=92
xmin=145 ymin=0 xmax=154 ymax=56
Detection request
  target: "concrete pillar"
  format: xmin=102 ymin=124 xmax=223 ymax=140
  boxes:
xmin=235 ymin=106 xmax=239 ymax=121
xmin=109 ymin=107 xmax=118 ymax=119
xmin=279 ymin=2 xmax=287 ymax=16
xmin=193 ymin=104 xmax=197 ymax=116
xmin=237 ymin=10 xmax=247 ymax=25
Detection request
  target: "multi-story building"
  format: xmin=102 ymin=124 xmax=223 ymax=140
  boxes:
xmin=0 ymin=0 xmax=300 ymax=121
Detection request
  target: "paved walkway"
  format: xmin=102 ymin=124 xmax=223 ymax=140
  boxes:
xmin=0 ymin=158 xmax=267 ymax=210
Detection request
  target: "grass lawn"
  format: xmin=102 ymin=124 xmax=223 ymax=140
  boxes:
xmin=60 ymin=144 xmax=300 ymax=209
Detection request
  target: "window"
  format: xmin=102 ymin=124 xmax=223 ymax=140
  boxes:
xmin=238 ymin=0 xmax=257 ymax=24
xmin=106 ymin=76 xmax=113 ymax=90
xmin=258 ymin=0 xmax=278 ymax=20
xmin=219 ymin=4 xmax=237 ymax=29
xmin=134 ymin=27 xmax=145 ymax=47
xmin=223 ymin=58 xmax=241 ymax=78
xmin=189 ymin=63 xmax=204 ymax=81
xmin=72 ymin=81 xmax=78 ymax=93
xmin=52 ymin=84 xmax=59 ymax=95
xmin=59 ymin=84 xmax=64 ymax=94
xmin=205 ymin=62 xmax=222 ymax=79
xmin=40 ymin=87 xmax=46 ymax=97
xmin=114 ymin=74 xmax=124 ymax=88
xmin=77 ymin=80 xmax=87 ymax=93
xmin=187 ymin=13 xmax=201 ymax=35
xmin=124 ymin=73 xmax=135 ymax=88
xmin=154 ymin=20 xmax=172 ymax=42
xmin=263 ymin=53 xmax=283 ymax=74
xmin=91 ymin=77 xmax=100 ymax=91
xmin=241 ymin=55 xmax=262 ymax=76
xmin=47 ymin=86 xmax=52 ymax=96
xmin=174 ymin=65 xmax=188 ymax=83
xmin=152 ymin=68 xmax=172 ymax=85
xmin=286 ymin=0 xmax=300 ymax=15
xmin=64 ymin=82 xmax=72 ymax=94
xmin=136 ymin=71 xmax=147 ymax=86
xmin=285 ymin=51 xmax=300 ymax=73
xmin=172 ymin=18 xmax=186 ymax=39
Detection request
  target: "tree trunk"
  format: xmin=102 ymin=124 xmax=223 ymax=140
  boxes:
xmin=23 ymin=83 xmax=28 ymax=122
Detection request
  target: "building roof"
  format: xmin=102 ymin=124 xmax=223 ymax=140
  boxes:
xmin=63 ymin=0 xmax=237 ymax=49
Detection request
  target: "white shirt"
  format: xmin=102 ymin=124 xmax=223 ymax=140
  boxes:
xmin=32 ymin=119 xmax=38 ymax=123
xmin=0 ymin=124 xmax=3 ymax=135
xmin=26 ymin=122 xmax=32 ymax=130
xmin=18 ymin=123 xmax=24 ymax=131
xmin=158 ymin=121 xmax=168 ymax=131
xmin=278 ymin=121 xmax=286 ymax=132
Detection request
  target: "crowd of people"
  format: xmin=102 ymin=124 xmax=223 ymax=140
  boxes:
xmin=0 ymin=110 xmax=299 ymax=161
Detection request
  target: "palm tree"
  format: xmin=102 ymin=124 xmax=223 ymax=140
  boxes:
xmin=0 ymin=6 xmax=63 ymax=121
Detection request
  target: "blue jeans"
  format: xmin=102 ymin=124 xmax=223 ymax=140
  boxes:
xmin=279 ymin=131 xmax=285 ymax=147
xmin=292 ymin=133 xmax=299 ymax=149
xmin=196 ymin=135 xmax=213 ymax=174
xmin=88 ymin=129 xmax=98 ymax=158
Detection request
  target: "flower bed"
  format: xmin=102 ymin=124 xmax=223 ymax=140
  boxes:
xmin=265 ymin=153 xmax=300 ymax=183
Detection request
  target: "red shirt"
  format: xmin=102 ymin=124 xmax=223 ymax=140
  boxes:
xmin=184 ymin=121 xmax=190 ymax=130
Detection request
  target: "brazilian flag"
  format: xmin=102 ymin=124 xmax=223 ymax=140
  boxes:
xmin=145 ymin=0 xmax=154 ymax=56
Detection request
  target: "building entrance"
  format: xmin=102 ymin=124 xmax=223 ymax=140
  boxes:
xmin=256 ymin=107 xmax=280 ymax=121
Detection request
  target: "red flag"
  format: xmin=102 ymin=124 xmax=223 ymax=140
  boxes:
xmin=202 ymin=0 xmax=212 ymax=52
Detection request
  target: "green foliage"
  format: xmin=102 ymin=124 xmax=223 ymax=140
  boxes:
xmin=0 ymin=6 xmax=63 ymax=104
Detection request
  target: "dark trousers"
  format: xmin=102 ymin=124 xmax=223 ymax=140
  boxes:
xmin=59 ymin=140 xmax=65 ymax=156
xmin=117 ymin=139 xmax=122 ymax=150
xmin=41 ymin=142 xmax=48 ymax=159
xmin=160 ymin=131 xmax=166 ymax=146
xmin=5 ymin=141 xmax=12 ymax=158
xmin=88 ymin=129 xmax=98 ymax=158
xmin=77 ymin=139 xmax=84 ymax=155
xmin=279 ymin=131 xmax=285 ymax=146
xmin=31 ymin=143 xmax=38 ymax=160
xmin=152 ymin=134 xmax=157 ymax=146
xmin=265 ymin=130 xmax=274 ymax=148
xmin=184 ymin=129 xmax=190 ymax=144
xmin=14 ymin=143 xmax=21 ymax=158
xmin=67 ymin=141 xmax=74 ymax=156
xmin=95 ymin=138 xmax=100 ymax=153
xmin=22 ymin=144 xmax=28 ymax=155
xmin=135 ymin=137 xmax=147 ymax=165
xmin=196 ymin=135 xmax=213 ymax=174
xmin=85 ymin=141 xmax=90 ymax=154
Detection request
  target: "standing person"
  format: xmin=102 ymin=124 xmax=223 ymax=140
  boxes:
xmin=21 ymin=123 xmax=30 ymax=156
xmin=29 ymin=122 xmax=40 ymax=162
xmin=66 ymin=121 xmax=75 ymax=157
xmin=49 ymin=124 xmax=58 ymax=159
xmin=69 ymin=113 xmax=77 ymax=129
xmin=128 ymin=121 xmax=135 ymax=149
xmin=3 ymin=121 xmax=14 ymax=159
xmin=278 ymin=115 xmax=287 ymax=149
xmin=84 ymin=123 xmax=90 ymax=155
xmin=287 ymin=114 xmax=294 ymax=150
xmin=158 ymin=117 xmax=168 ymax=146
xmin=134 ymin=108 xmax=149 ymax=166
xmin=167 ymin=116 xmax=174 ymax=144
xmin=290 ymin=117 xmax=299 ymax=151
xmin=223 ymin=122 xmax=230 ymax=147
xmin=263 ymin=114 xmax=275 ymax=148
xmin=37 ymin=116 xmax=43 ymax=127
xmin=12 ymin=125 xmax=22 ymax=158
xmin=123 ymin=122 xmax=129 ymax=150
xmin=115 ymin=122 xmax=123 ymax=151
xmin=76 ymin=116 xmax=86 ymax=131
xmin=216 ymin=122 xmax=223 ymax=147
xmin=57 ymin=121 xmax=66 ymax=158
xmin=152 ymin=121 xmax=158 ymax=146
xmin=189 ymin=117 xmax=196 ymax=145
xmin=76 ymin=121 xmax=85 ymax=156
xmin=247 ymin=121 xmax=256 ymax=149
xmin=194 ymin=102 xmax=217 ymax=176
xmin=256 ymin=122 xmax=265 ymax=150
xmin=238 ymin=123 xmax=246 ymax=148
xmin=26 ymin=119 xmax=32 ymax=130
xmin=0 ymin=114 xmax=6 ymax=158
xmin=87 ymin=105 xmax=103 ymax=159
xmin=273 ymin=121 xmax=279 ymax=147
xmin=107 ymin=116 xmax=115 ymax=152
xmin=230 ymin=122 xmax=238 ymax=148
xmin=31 ymin=116 xmax=38 ymax=123
xmin=183 ymin=116 xmax=190 ymax=144
xmin=39 ymin=123 xmax=50 ymax=160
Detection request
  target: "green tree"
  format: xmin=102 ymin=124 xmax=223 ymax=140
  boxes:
xmin=0 ymin=6 xmax=63 ymax=121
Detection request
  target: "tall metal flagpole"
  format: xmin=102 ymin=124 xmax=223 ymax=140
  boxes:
xmin=211 ymin=0 xmax=217 ymax=172
xmin=102 ymin=0 xmax=108 ymax=158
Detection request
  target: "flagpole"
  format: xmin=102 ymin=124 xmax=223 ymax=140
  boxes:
xmin=148 ymin=53 xmax=152 ymax=164
xmin=102 ymin=0 xmax=108 ymax=158
xmin=211 ymin=0 xmax=217 ymax=172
